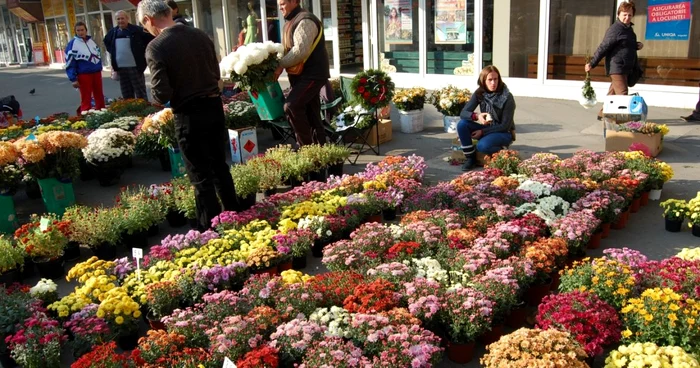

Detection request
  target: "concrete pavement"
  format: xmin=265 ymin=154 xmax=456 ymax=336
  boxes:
xmin=2 ymin=66 xmax=700 ymax=368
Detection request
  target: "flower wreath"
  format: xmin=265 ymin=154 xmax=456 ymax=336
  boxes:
xmin=350 ymin=69 xmax=395 ymax=110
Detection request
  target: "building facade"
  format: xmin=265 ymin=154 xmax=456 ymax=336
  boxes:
xmin=2 ymin=0 xmax=699 ymax=108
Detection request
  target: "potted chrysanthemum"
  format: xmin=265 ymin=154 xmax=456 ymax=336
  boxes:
xmin=393 ymin=87 xmax=426 ymax=133
xmin=82 ymin=128 xmax=135 ymax=186
xmin=219 ymin=42 xmax=285 ymax=120
xmin=428 ymin=85 xmax=471 ymax=133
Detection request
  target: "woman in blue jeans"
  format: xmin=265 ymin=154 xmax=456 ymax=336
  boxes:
xmin=457 ymin=65 xmax=515 ymax=171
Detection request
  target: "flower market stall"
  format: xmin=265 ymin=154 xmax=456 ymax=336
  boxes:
xmin=2 ymin=142 xmax=699 ymax=368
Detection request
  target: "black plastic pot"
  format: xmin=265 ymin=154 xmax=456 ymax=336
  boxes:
xmin=64 ymin=241 xmax=81 ymax=261
xmin=665 ymin=217 xmax=683 ymax=232
xmin=166 ymin=210 xmax=188 ymax=227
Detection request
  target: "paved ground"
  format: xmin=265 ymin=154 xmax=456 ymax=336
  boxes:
xmin=2 ymin=66 xmax=700 ymax=367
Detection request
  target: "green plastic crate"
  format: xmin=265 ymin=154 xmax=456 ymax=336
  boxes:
xmin=169 ymin=147 xmax=187 ymax=178
xmin=0 ymin=194 xmax=18 ymax=234
xmin=37 ymin=178 xmax=76 ymax=216
xmin=248 ymin=82 xmax=285 ymax=121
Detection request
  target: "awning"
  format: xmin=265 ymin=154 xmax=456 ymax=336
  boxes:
xmin=7 ymin=0 xmax=44 ymax=22
xmin=99 ymin=0 xmax=140 ymax=11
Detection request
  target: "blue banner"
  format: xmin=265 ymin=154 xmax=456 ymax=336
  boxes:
xmin=645 ymin=0 xmax=691 ymax=40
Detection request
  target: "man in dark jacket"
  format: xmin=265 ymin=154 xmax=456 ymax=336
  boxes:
xmin=585 ymin=1 xmax=643 ymax=120
xmin=103 ymin=11 xmax=154 ymax=100
xmin=274 ymin=0 xmax=330 ymax=146
xmin=167 ymin=1 xmax=190 ymax=26
xmin=139 ymin=0 xmax=239 ymax=231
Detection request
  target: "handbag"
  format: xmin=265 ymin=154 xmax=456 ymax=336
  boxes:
xmin=286 ymin=26 xmax=323 ymax=76
xmin=627 ymin=56 xmax=643 ymax=87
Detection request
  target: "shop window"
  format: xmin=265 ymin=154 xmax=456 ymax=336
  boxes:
xmin=482 ymin=0 xmax=538 ymax=78
xmin=629 ymin=0 xmax=700 ymax=87
xmin=264 ymin=0 xmax=280 ymax=43
xmin=74 ymin=0 xmax=85 ymax=15
xmin=103 ymin=13 xmax=112 ymax=66
xmin=198 ymin=0 xmax=227 ymax=58
xmin=85 ymin=0 xmax=100 ymax=13
xmin=426 ymin=0 xmax=473 ymax=76
xmin=175 ymin=0 xmax=194 ymax=25
xmin=547 ymin=0 xmax=614 ymax=82
xmin=318 ymin=0 xmax=334 ymax=69
xmin=376 ymin=0 xmax=417 ymax=74
xmin=88 ymin=13 xmax=107 ymax=65
xmin=227 ymin=0 xmax=261 ymax=52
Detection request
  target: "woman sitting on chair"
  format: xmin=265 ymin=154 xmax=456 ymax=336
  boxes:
xmin=457 ymin=65 xmax=515 ymax=171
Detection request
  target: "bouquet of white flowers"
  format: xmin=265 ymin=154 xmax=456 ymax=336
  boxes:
xmin=219 ymin=41 xmax=284 ymax=91
xmin=82 ymin=128 xmax=136 ymax=163
xmin=516 ymin=195 xmax=570 ymax=224
xmin=334 ymin=104 xmax=374 ymax=131
xmin=29 ymin=278 xmax=59 ymax=304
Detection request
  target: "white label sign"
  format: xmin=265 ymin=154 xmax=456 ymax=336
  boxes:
xmin=223 ymin=357 xmax=237 ymax=368
xmin=132 ymin=248 xmax=143 ymax=259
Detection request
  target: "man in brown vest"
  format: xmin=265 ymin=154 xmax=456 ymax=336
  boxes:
xmin=275 ymin=0 xmax=330 ymax=146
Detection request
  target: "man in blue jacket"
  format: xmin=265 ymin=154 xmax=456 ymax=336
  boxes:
xmin=65 ymin=21 xmax=105 ymax=113
xmin=103 ymin=11 xmax=154 ymax=100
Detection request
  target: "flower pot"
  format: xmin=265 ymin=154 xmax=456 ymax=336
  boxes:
xmin=25 ymin=180 xmax=42 ymax=199
xmin=147 ymin=313 xmax=166 ymax=331
xmin=600 ymin=222 xmax=611 ymax=239
xmin=37 ymin=178 xmax=76 ymax=216
xmin=665 ymin=217 xmax=683 ymax=233
xmin=0 ymin=193 xmax=18 ymax=234
xmin=249 ymin=81 xmax=285 ymax=120
xmin=649 ymin=189 xmax=662 ymax=201
xmin=122 ymin=229 xmax=148 ymax=249
xmin=478 ymin=324 xmax=504 ymax=345
xmin=612 ymin=213 xmax=626 ymax=230
xmin=446 ymin=340 xmax=475 ymax=364
xmin=525 ymin=277 xmax=552 ymax=306
xmin=366 ymin=214 xmax=382 ymax=223
xmin=188 ymin=218 xmax=198 ymax=229
xmin=382 ymin=208 xmax=397 ymax=221
xmin=312 ymin=240 xmax=326 ymax=258
xmin=292 ymin=255 xmax=307 ymax=270
xmin=166 ymin=210 xmax=188 ymax=227
xmin=0 ymin=268 xmax=20 ymax=285
xmin=116 ymin=331 xmax=139 ymax=350
xmin=79 ymin=156 xmax=96 ymax=181
xmin=327 ymin=162 xmax=344 ymax=177
xmin=586 ymin=231 xmax=602 ymax=250
xmin=506 ymin=304 xmax=528 ymax=328
xmin=399 ymin=109 xmax=424 ymax=133
xmin=308 ymin=169 xmax=327 ymax=183
xmin=20 ymin=256 xmax=36 ymax=279
xmin=64 ymin=241 xmax=81 ymax=261
xmin=252 ymin=265 xmax=278 ymax=276
xmin=278 ymin=260 xmax=293 ymax=271
xmin=640 ymin=191 xmax=650 ymax=206
xmin=33 ymin=256 xmax=65 ymax=279
xmin=550 ymin=271 xmax=561 ymax=290
xmin=147 ymin=224 xmax=159 ymax=237
xmin=237 ymin=193 xmax=257 ymax=211
xmin=630 ymin=197 xmax=641 ymax=213
xmin=692 ymin=224 xmax=700 ymax=237
xmin=443 ymin=115 xmax=460 ymax=133
xmin=92 ymin=242 xmax=117 ymax=260
xmin=158 ymin=149 xmax=171 ymax=172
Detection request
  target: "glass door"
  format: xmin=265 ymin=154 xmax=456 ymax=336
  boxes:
xmin=313 ymin=0 xmax=339 ymax=75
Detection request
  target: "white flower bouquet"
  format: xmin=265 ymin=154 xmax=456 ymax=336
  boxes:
xmin=309 ymin=306 xmax=352 ymax=338
xmin=219 ymin=41 xmax=285 ymax=91
xmin=333 ymin=104 xmax=374 ymax=131
xmin=405 ymin=257 xmax=449 ymax=286
xmin=82 ymin=128 xmax=136 ymax=164
xmin=29 ymin=278 xmax=59 ymax=304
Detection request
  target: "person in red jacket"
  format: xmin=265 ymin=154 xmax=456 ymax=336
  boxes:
xmin=65 ymin=22 xmax=105 ymax=113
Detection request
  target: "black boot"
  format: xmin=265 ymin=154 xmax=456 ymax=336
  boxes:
xmin=461 ymin=152 xmax=476 ymax=171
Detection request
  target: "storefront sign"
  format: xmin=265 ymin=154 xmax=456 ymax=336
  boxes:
xmin=645 ymin=0 xmax=691 ymax=40
xmin=434 ymin=0 xmax=467 ymax=44
xmin=99 ymin=0 xmax=139 ymax=11
xmin=384 ymin=0 xmax=412 ymax=45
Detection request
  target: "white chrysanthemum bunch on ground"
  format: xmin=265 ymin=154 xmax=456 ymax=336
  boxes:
xmin=83 ymin=128 xmax=136 ymax=163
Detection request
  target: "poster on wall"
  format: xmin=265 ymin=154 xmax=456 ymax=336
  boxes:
xmin=384 ymin=0 xmax=412 ymax=44
xmin=434 ymin=0 xmax=467 ymax=44
xmin=645 ymin=0 xmax=691 ymax=40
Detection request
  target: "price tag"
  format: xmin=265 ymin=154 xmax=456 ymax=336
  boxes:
xmin=39 ymin=217 xmax=51 ymax=231
xmin=132 ymin=248 xmax=143 ymax=259
xmin=223 ymin=357 xmax=237 ymax=368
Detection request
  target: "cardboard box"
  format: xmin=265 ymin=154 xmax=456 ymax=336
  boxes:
xmin=229 ymin=127 xmax=258 ymax=164
xmin=605 ymin=130 xmax=662 ymax=157
xmin=366 ymin=119 xmax=393 ymax=146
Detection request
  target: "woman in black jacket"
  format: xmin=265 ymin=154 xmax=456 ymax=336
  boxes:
xmin=585 ymin=1 xmax=643 ymax=120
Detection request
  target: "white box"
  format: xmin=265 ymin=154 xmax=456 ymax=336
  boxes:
xmin=229 ymin=127 xmax=258 ymax=164
xmin=602 ymin=95 xmax=648 ymax=123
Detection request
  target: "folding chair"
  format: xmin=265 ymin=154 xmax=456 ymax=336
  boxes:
xmin=330 ymin=76 xmax=381 ymax=164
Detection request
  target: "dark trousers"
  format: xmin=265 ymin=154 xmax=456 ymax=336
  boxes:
xmin=174 ymin=97 xmax=239 ymax=231
xmin=284 ymin=77 xmax=327 ymax=146
xmin=693 ymin=82 xmax=700 ymax=118
xmin=117 ymin=67 xmax=148 ymax=100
